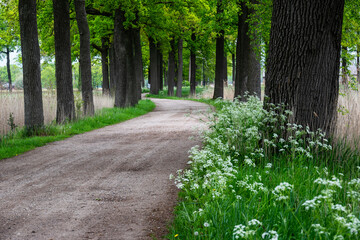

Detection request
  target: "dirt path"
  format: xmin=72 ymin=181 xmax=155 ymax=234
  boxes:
xmin=0 ymin=99 xmax=210 ymax=240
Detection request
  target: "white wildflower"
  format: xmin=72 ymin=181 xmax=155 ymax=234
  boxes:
xmin=262 ymin=230 xmax=279 ymax=240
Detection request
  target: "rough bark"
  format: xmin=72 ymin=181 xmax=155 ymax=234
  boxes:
xmin=190 ymin=33 xmax=196 ymax=96
xmin=74 ymin=0 xmax=94 ymax=116
xmin=125 ymin=28 xmax=139 ymax=107
xmin=19 ymin=0 xmax=44 ymax=129
xmin=53 ymin=0 xmax=75 ymax=123
xmin=265 ymin=0 xmax=345 ymax=134
xmin=113 ymin=8 xmax=127 ymax=108
xmin=235 ymin=1 xmax=261 ymax=100
xmin=5 ymin=48 xmax=12 ymax=92
xmin=149 ymin=37 xmax=159 ymax=94
xmin=213 ymin=0 xmax=224 ymax=99
xmin=113 ymin=8 xmax=139 ymax=108
xmin=167 ymin=39 xmax=176 ymax=96
xmin=176 ymin=38 xmax=183 ymax=97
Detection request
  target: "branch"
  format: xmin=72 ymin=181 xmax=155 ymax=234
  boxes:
xmin=92 ymin=43 xmax=103 ymax=53
xmin=85 ymin=7 xmax=112 ymax=17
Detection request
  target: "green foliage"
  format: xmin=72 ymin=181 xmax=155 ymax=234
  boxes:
xmin=0 ymin=99 xmax=155 ymax=160
xmin=169 ymin=96 xmax=360 ymax=239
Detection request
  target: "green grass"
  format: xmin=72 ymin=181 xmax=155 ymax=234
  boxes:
xmin=168 ymin=97 xmax=360 ymax=239
xmin=0 ymin=99 xmax=155 ymax=160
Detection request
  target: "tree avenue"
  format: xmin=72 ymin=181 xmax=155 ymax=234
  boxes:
xmin=5 ymin=0 xmax=359 ymax=135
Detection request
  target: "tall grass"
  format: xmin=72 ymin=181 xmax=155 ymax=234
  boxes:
xmin=0 ymin=91 xmax=114 ymax=135
xmin=0 ymin=99 xmax=155 ymax=160
xmin=168 ymin=97 xmax=360 ymax=239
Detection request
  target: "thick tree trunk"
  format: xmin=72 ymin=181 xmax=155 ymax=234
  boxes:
xmin=190 ymin=33 xmax=196 ymax=96
xmin=109 ymin=44 xmax=116 ymax=97
xmin=74 ymin=0 xmax=94 ymax=116
xmin=53 ymin=0 xmax=75 ymax=123
xmin=114 ymin=8 xmax=127 ymax=108
xmin=159 ymin=49 xmax=163 ymax=91
xmin=101 ymin=38 xmax=110 ymax=95
xmin=134 ymin=27 xmax=143 ymax=99
xmin=265 ymin=0 xmax=345 ymax=134
xmin=149 ymin=37 xmax=159 ymax=94
xmin=235 ymin=1 xmax=261 ymax=100
xmin=213 ymin=0 xmax=224 ymax=99
xmin=167 ymin=39 xmax=176 ymax=96
xmin=6 ymin=48 xmax=12 ymax=92
xmin=19 ymin=0 xmax=44 ymax=129
xmin=176 ymin=38 xmax=183 ymax=97
xmin=113 ymin=9 xmax=139 ymax=107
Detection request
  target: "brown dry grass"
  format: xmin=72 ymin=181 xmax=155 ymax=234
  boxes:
xmin=0 ymin=91 xmax=114 ymax=135
xmin=335 ymin=89 xmax=360 ymax=144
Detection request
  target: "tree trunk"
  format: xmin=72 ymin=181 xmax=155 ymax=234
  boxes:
xmin=202 ymin=60 xmax=206 ymax=86
xmin=5 ymin=48 xmax=12 ymax=92
xmin=235 ymin=1 xmax=261 ymax=100
xmin=149 ymin=37 xmax=159 ymax=94
xmin=134 ymin=27 xmax=143 ymax=99
xmin=223 ymin=53 xmax=228 ymax=87
xmin=125 ymin=28 xmax=138 ymax=107
xmin=53 ymin=0 xmax=75 ymax=123
xmin=341 ymin=46 xmax=348 ymax=85
xmin=265 ymin=0 xmax=345 ymax=134
xmin=19 ymin=0 xmax=44 ymax=129
xmin=74 ymin=0 xmax=94 ymax=116
xmin=167 ymin=39 xmax=176 ymax=96
xmin=109 ymin=44 xmax=116 ymax=97
xmin=113 ymin=8 xmax=139 ymax=108
xmin=213 ymin=0 xmax=224 ymax=99
xmin=232 ymin=53 xmax=235 ymax=85
xmin=176 ymin=38 xmax=183 ymax=97
xmin=190 ymin=33 xmax=196 ymax=96
xmin=113 ymin=8 xmax=127 ymax=108
xmin=159 ymin=49 xmax=163 ymax=91
xmin=101 ymin=38 xmax=110 ymax=95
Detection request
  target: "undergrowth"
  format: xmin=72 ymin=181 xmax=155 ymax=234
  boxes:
xmin=0 ymin=99 xmax=155 ymax=160
xmin=168 ymin=96 xmax=360 ymax=240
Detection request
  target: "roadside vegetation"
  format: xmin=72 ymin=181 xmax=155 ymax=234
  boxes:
xmin=0 ymin=99 xmax=155 ymax=160
xmin=167 ymin=95 xmax=360 ymax=239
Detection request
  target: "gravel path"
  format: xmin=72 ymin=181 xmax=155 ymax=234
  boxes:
xmin=0 ymin=98 xmax=210 ymax=240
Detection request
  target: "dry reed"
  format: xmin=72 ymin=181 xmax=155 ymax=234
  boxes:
xmin=0 ymin=91 xmax=114 ymax=135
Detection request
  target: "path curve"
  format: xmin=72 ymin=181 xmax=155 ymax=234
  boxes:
xmin=0 ymin=99 xmax=210 ymax=240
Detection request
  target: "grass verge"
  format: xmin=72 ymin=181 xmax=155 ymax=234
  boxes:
xmin=168 ymin=97 xmax=360 ymax=239
xmin=0 ymin=99 xmax=155 ymax=160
